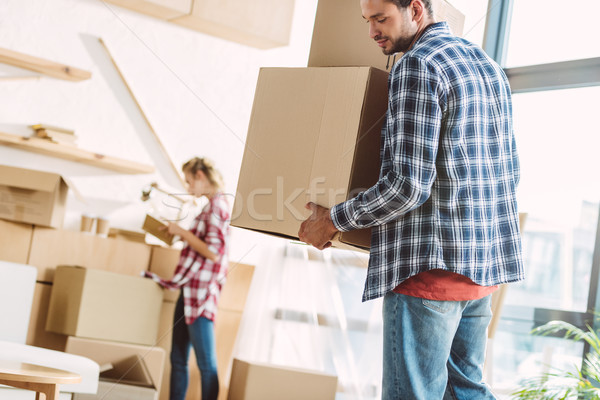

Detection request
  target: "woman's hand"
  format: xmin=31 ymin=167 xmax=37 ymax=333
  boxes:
xmin=160 ymin=222 xmax=186 ymax=236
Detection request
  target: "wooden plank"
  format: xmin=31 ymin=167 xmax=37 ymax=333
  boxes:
xmin=98 ymin=38 xmax=187 ymax=188
xmin=171 ymin=0 xmax=295 ymax=49
xmin=0 ymin=131 xmax=154 ymax=174
xmin=103 ymin=0 xmax=192 ymax=20
xmin=0 ymin=47 xmax=91 ymax=82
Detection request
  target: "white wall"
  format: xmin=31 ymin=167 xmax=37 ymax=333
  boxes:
xmin=0 ymin=0 xmax=318 ymax=262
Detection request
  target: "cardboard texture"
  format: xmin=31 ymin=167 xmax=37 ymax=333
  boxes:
xmin=149 ymin=245 xmax=182 ymax=302
xmin=228 ymin=359 xmax=338 ymax=400
xmin=219 ymin=263 xmax=255 ymax=312
xmin=0 ymin=219 xmax=33 ymax=264
xmin=172 ymin=0 xmax=295 ymax=49
xmin=155 ymin=262 xmax=255 ymax=400
xmin=232 ymin=67 xmax=389 ymax=250
xmin=0 ymin=164 xmax=70 ymax=228
xmin=108 ymin=227 xmax=147 ymax=243
xmin=156 ymin=300 xmax=176 ymax=400
xmin=308 ymin=0 xmax=465 ymax=71
xmin=143 ymin=214 xmax=176 ymax=246
xmin=28 ymin=227 xmax=152 ymax=282
xmin=46 ymin=266 xmax=163 ymax=346
xmin=26 ymin=282 xmax=68 ymax=351
xmin=65 ymin=336 xmax=166 ymax=394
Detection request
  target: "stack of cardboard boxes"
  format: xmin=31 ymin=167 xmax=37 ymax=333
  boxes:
xmin=233 ymin=0 xmax=465 ymax=252
xmin=0 ymin=164 xmax=255 ymax=400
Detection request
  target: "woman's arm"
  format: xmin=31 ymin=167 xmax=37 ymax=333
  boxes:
xmin=163 ymin=222 xmax=218 ymax=262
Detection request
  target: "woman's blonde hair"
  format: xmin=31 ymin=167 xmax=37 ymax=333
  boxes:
xmin=182 ymin=157 xmax=224 ymax=191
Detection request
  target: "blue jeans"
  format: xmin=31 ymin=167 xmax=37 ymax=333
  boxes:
xmin=382 ymin=292 xmax=495 ymax=400
xmin=170 ymin=295 xmax=219 ymax=400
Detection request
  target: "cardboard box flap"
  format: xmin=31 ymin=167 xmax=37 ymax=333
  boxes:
xmin=0 ymin=164 xmax=64 ymax=192
xmin=100 ymin=354 xmax=155 ymax=388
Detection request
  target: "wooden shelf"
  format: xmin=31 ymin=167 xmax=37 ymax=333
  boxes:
xmin=0 ymin=47 xmax=91 ymax=82
xmin=0 ymin=131 xmax=154 ymax=174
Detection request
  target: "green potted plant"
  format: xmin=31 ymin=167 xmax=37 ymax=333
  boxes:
xmin=511 ymin=320 xmax=600 ymax=399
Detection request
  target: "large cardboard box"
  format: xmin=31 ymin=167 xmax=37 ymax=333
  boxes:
xmin=149 ymin=245 xmax=182 ymax=302
xmin=232 ymin=67 xmax=388 ymax=250
xmin=28 ymin=227 xmax=152 ymax=282
xmin=171 ymin=0 xmax=295 ymax=49
xmin=46 ymin=266 xmax=163 ymax=346
xmin=27 ymin=282 xmax=68 ymax=351
xmin=309 ymin=0 xmax=465 ymax=71
xmin=0 ymin=219 xmax=33 ymax=264
xmin=66 ymin=336 xmax=165 ymax=394
xmin=74 ymin=355 xmax=158 ymax=400
xmin=0 ymin=165 xmax=70 ymax=228
xmin=228 ymin=359 xmax=338 ymax=400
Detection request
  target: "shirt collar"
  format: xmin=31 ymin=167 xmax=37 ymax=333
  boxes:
xmin=411 ymin=21 xmax=452 ymax=49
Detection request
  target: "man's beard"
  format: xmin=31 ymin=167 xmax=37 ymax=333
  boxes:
xmin=380 ymin=34 xmax=414 ymax=55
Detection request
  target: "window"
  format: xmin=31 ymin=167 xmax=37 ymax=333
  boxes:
xmin=484 ymin=0 xmax=600 ymax=396
xmin=509 ymin=86 xmax=600 ymax=312
xmin=505 ymin=0 xmax=600 ymax=67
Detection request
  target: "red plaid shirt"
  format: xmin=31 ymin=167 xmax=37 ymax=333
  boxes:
xmin=145 ymin=193 xmax=230 ymax=324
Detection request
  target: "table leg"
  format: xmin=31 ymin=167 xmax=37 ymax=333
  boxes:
xmin=44 ymin=384 xmax=60 ymax=400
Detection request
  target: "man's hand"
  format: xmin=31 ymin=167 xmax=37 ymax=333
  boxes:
xmin=298 ymin=202 xmax=339 ymax=250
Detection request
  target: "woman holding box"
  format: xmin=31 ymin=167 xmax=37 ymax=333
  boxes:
xmin=144 ymin=157 xmax=230 ymax=400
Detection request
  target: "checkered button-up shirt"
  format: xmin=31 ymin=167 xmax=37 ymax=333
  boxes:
xmin=331 ymin=22 xmax=524 ymax=302
xmin=146 ymin=193 xmax=230 ymax=323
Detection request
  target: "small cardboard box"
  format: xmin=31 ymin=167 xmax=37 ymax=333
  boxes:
xmin=143 ymin=214 xmax=175 ymax=246
xmin=0 ymin=219 xmax=33 ymax=264
xmin=309 ymin=0 xmax=465 ymax=71
xmin=232 ymin=67 xmax=389 ymax=250
xmin=228 ymin=358 xmax=338 ymax=400
xmin=46 ymin=266 xmax=163 ymax=346
xmin=0 ymin=164 xmax=70 ymax=228
xmin=74 ymin=355 xmax=157 ymax=400
xmin=28 ymin=227 xmax=152 ymax=283
xmin=66 ymin=336 xmax=165 ymax=394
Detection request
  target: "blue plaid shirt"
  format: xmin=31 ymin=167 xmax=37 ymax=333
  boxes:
xmin=331 ymin=22 xmax=524 ymax=302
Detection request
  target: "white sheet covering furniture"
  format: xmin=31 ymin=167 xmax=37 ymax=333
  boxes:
xmin=0 ymin=261 xmax=99 ymax=398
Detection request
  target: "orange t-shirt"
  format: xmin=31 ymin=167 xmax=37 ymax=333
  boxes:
xmin=393 ymin=269 xmax=498 ymax=301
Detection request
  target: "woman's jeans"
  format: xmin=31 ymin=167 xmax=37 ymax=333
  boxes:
xmin=170 ymin=295 xmax=219 ymax=400
xmin=382 ymin=291 xmax=495 ymax=400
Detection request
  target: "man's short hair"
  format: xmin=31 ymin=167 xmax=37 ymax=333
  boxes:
xmin=387 ymin=0 xmax=433 ymax=16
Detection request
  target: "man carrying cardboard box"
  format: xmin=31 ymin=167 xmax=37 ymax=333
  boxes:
xmin=298 ymin=0 xmax=524 ymax=398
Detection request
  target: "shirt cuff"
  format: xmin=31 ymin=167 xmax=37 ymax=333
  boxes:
xmin=330 ymin=201 xmax=360 ymax=232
